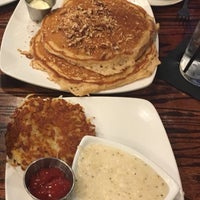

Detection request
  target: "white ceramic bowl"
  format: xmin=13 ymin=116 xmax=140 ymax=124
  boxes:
xmin=72 ymin=136 xmax=180 ymax=200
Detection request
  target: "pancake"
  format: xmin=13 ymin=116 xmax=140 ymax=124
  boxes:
xmin=25 ymin=0 xmax=160 ymax=96
xmin=30 ymin=30 xmax=135 ymax=83
xmin=38 ymin=0 xmax=158 ymax=75
xmin=6 ymin=96 xmax=96 ymax=170
xmin=30 ymin=28 xmax=159 ymax=96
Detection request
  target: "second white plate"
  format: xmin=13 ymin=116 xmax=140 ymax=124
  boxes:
xmin=5 ymin=97 xmax=184 ymax=200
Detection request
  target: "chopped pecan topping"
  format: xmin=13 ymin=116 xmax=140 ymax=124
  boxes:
xmin=56 ymin=0 xmax=118 ymax=53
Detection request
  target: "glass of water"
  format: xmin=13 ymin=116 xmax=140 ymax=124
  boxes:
xmin=179 ymin=20 xmax=200 ymax=87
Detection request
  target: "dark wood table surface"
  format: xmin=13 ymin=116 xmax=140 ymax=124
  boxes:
xmin=0 ymin=0 xmax=200 ymax=199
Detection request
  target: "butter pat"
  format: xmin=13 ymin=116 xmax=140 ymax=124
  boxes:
xmin=29 ymin=0 xmax=50 ymax=9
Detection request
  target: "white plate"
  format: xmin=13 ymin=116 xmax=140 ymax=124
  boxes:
xmin=148 ymin=0 xmax=183 ymax=6
xmin=5 ymin=97 xmax=184 ymax=200
xmin=0 ymin=0 xmax=158 ymax=94
xmin=72 ymin=135 xmax=180 ymax=200
xmin=0 ymin=0 xmax=17 ymax=6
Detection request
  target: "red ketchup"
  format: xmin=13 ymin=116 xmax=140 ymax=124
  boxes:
xmin=28 ymin=167 xmax=72 ymax=200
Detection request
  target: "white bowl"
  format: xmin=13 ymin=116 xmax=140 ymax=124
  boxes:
xmin=72 ymin=136 xmax=180 ymax=200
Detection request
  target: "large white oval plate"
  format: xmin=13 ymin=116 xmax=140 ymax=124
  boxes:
xmin=5 ymin=97 xmax=184 ymax=200
xmin=0 ymin=0 xmax=158 ymax=94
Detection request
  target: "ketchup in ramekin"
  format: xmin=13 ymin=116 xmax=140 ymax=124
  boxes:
xmin=24 ymin=157 xmax=74 ymax=200
xmin=28 ymin=167 xmax=72 ymax=200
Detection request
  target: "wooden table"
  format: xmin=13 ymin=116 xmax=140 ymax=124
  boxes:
xmin=0 ymin=0 xmax=200 ymax=199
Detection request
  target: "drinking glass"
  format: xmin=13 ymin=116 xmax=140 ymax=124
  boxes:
xmin=179 ymin=20 xmax=200 ymax=87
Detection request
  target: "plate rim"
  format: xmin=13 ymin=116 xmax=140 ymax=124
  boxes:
xmin=0 ymin=0 xmax=17 ymax=6
xmin=148 ymin=0 xmax=183 ymax=6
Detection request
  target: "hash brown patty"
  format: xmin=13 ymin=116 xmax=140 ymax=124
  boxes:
xmin=6 ymin=96 xmax=95 ymax=170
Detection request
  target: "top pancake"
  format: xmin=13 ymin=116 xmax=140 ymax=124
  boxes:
xmin=39 ymin=0 xmax=158 ymax=75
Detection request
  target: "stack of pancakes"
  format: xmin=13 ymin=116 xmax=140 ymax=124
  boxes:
xmin=28 ymin=0 xmax=160 ymax=96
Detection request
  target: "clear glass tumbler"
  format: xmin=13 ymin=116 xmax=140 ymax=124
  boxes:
xmin=179 ymin=20 xmax=200 ymax=87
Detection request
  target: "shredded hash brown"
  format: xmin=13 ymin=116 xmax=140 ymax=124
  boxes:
xmin=6 ymin=96 xmax=95 ymax=170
